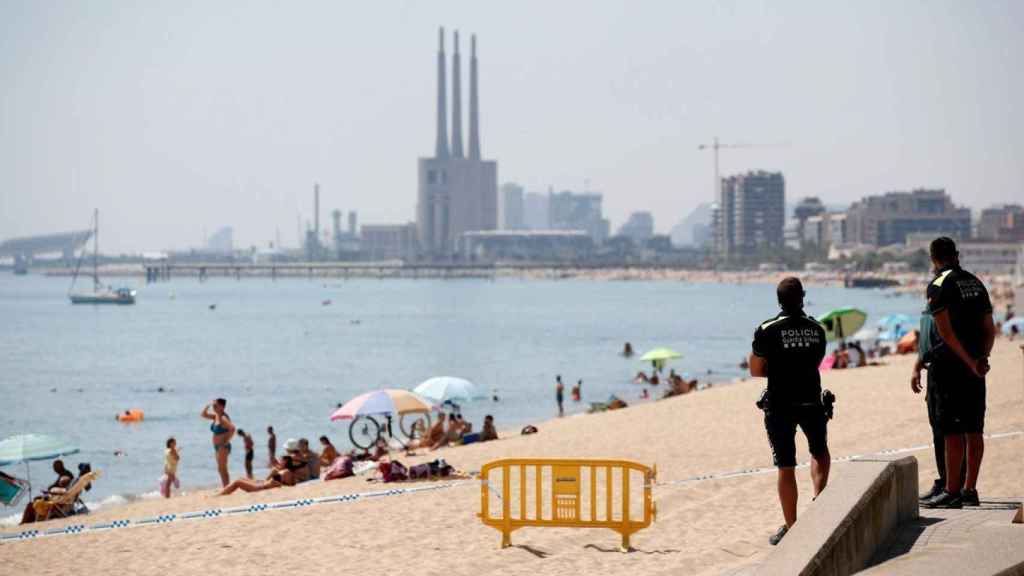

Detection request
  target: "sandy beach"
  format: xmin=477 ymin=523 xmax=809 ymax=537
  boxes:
xmin=3 ymin=339 xmax=1022 ymax=575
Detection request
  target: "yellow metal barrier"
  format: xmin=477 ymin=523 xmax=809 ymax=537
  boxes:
xmin=479 ymin=458 xmax=656 ymax=551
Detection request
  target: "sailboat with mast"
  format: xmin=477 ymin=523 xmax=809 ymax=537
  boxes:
xmin=68 ymin=209 xmax=136 ymax=305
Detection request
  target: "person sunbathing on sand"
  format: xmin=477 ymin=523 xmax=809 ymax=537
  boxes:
xmin=219 ymin=458 xmax=297 ymax=495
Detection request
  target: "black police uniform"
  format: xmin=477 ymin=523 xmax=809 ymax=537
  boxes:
xmin=752 ymin=311 xmax=828 ymax=468
xmin=926 ymin=265 xmax=992 ymax=435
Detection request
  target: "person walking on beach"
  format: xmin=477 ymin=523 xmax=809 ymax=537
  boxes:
xmin=238 ymin=429 xmax=255 ymax=479
xmin=160 ymin=437 xmax=180 ymax=498
xmin=749 ymin=277 xmax=829 ymax=546
xmin=921 ymin=237 xmax=996 ymax=509
xmin=267 ymin=426 xmax=277 ymax=467
xmin=201 ymin=398 xmax=235 ymax=487
xmin=555 ymin=375 xmax=565 ymax=417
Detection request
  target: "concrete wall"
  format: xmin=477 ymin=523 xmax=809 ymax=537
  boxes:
xmin=750 ymin=455 xmax=918 ymax=576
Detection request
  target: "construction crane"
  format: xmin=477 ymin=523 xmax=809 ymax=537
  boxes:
xmin=697 ymin=137 xmax=787 ymax=203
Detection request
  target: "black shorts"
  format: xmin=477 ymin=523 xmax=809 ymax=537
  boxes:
xmin=930 ymin=360 xmax=986 ymax=435
xmin=765 ymin=404 xmax=829 ymax=468
xmin=245 ymin=451 xmax=254 ymax=463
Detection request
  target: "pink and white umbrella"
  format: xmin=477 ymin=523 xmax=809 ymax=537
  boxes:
xmin=330 ymin=389 xmax=435 ymax=421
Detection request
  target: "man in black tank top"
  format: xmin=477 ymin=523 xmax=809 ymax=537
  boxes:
xmin=749 ymin=277 xmax=829 ymax=545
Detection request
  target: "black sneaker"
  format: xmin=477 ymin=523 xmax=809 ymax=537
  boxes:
xmin=923 ymin=490 xmax=962 ymax=509
xmin=961 ymin=489 xmax=980 ymax=507
xmin=768 ymin=524 xmax=789 ymax=546
xmin=919 ymin=481 xmax=944 ymax=503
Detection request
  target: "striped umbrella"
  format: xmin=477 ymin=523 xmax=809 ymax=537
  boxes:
xmin=330 ymin=389 xmax=435 ymax=421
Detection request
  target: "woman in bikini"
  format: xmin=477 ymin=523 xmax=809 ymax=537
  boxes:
xmin=201 ymin=398 xmax=235 ymax=487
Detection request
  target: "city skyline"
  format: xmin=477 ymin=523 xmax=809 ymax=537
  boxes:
xmin=1 ymin=1 xmax=1022 ymax=253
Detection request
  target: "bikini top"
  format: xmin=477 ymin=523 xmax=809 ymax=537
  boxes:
xmin=210 ymin=422 xmax=230 ymax=435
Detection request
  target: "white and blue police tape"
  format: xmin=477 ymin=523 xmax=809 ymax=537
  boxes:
xmin=2 ymin=430 xmax=1021 ymax=544
xmin=649 ymin=429 xmax=1022 ymax=488
xmin=0 ymin=479 xmax=476 ymax=545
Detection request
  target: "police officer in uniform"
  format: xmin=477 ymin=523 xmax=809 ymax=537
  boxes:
xmin=749 ymin=277 xmax=829 ymax=545
xmin=911 ymin=307 xmax=966 ymax=502
xmin=922 ymin=237 xmax=996 ymax=509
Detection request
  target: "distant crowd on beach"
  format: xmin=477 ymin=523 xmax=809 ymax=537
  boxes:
xmin=168 ymin=398 xmax=500 ymax=499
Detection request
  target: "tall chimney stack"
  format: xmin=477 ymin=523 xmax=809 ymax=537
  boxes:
xmin=451 ymin=31 xmax=464 ymax=158
xmin=435 ymin=27 xmax=450 ymax=159
xmin=468 ymin=34 xmax=481 ymax=160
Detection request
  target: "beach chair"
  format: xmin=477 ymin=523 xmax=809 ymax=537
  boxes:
xmin=32 ymin=471 xmax=101 ymax=522
xmin=0 ymin=474 xmax=30 ymax=507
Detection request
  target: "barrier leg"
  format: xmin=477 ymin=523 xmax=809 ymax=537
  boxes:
xmin=502 ymin=530 xmax=512 ymax=548
xmin=621 ymin=531 xmax=631 ymax=552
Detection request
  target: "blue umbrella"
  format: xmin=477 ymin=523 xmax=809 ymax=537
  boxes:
xmin=877 ymin=314 xmax=914 ymax=340
xmin=0 ymin=434 xmax=79 ymax=494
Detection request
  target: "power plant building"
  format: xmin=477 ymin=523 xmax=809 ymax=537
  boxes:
xmin=417 ymin=29 xmax=498 ymax=257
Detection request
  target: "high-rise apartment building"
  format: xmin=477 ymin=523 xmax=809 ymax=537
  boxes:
xmin=977 ymin=204 xmax=1024 ymax=242
xmin=714 ymin=171 xmax=785 ymax=258
xmin=500 ymin=182 xmax=524 ymax=230
xmin=416 ymin=29 xmax=498 ymax=257
xmin=549 ymin=190 xmax=610 ymax=243
xmin=523 ymin=192 xmax=550 ymax=230
xmin=845 ymin=189 xmax=970 ymax=247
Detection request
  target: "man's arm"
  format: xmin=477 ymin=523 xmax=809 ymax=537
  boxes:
xmin=911 ymin=358 xmax=925 ymax=394
xmin=749 ymin=354 xmax=768 ymax=377
xmin=982 ymin=313 xmax=996 ymax=356
xmin=933 ymin=309 xmax=984 ymax=377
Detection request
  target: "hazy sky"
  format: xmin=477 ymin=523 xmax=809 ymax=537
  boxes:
xmin=1 ymin=1 xmax=1021 ymax=253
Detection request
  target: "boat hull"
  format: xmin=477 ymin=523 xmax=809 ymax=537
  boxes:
xmin=69 ymin=290 xmax=136 ymax=305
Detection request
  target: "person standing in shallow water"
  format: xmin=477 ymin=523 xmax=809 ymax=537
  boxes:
xmin=749 ymin=277 xmax=830 ymax=547
xmin=555 ymin=375 xmax=565 ymax=417
xmin=201 ymin=398 xmax=235 ymax=488
xmin=238 ymin=429 xmax=255 ymax=479
xmin=267 ymin=426 xmax=277 ymax=467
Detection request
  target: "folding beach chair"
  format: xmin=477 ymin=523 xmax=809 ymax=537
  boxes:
xmin=32 ymin=470 xmax=101 ymax=522
xmin=0 ymin=474 xmax=30 ymax=508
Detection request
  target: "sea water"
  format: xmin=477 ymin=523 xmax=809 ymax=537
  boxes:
xmin=0 ymin=273 xmax=923 ymax=521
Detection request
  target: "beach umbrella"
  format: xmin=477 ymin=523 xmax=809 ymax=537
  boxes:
xmin=330 ymin=389 xmax=435 ymax=421
xmin=1002 ymin=317 xmax=1024 ymax=335
xmin=413 ymin=377 xmax=484 ymax=404
xmin=0 ymin=434 xmax=79 ymax=494
xmin=850 ymin=327 xmax=880 ymax=342
xmin=817 ymin=307 xmax=867 ymax=342
xmin=877 ymin=314 xmax=914 ymax=339
xmin=639 ymin=348 xmax=683 ymax=362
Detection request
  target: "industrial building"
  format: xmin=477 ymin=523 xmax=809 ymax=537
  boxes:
xmin=617 ymin=211 xmax=655 ymax=243
xmin=416 ymin=29 xmax=498 ymax=257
